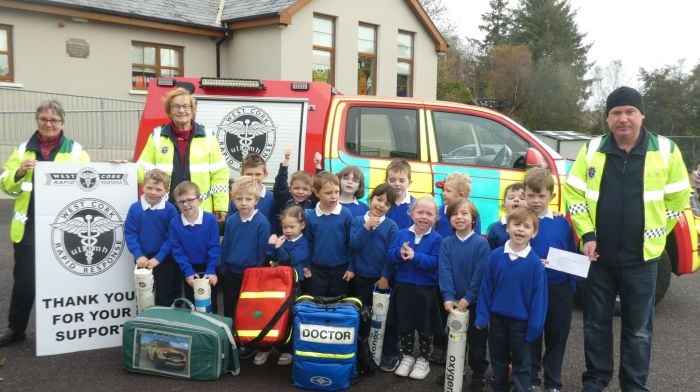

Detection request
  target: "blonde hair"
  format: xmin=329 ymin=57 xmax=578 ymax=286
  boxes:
xmin=290 ymin=171 xmax=313 ymax=188
xmin=231 ymin=175 xmax=260 ymax=200
xmin=444 ymin=172 xmax=472 ymax=197
xmin=385 ymin=158 xmax=412 ymax=180
xmin=143 ymin=168 xmax=170 ymax=189
xmin=313 ymin=171 xmax=340 ymax=191
xmin=279 ymin=205 xmax=305 ymax=225
xmin=507 ymin=207 xmax=539 ymax=232
xmin=173 ymin=181 xmax=200 ymax=198
xmin=163 ymin=88 xmax=197 ymax=118
xmin=409 ymin=196 xmax=439 ymax=217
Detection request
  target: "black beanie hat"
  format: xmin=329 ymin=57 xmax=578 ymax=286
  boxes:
xmin=606 ymin=86 xmax=644 ymax=116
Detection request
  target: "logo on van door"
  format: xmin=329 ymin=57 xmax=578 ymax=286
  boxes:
xmin=216 ymin=105 xmax=276 ymax=171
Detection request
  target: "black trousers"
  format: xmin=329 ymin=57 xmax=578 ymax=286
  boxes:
xmin=309 ymin=264 xmax=348 ymax=297
xmin=466 ymin=302 xmax=490 ymax=378
xmin=8 ymin=242 xmax=35 ymax=333
xmin=489 ymin=314 xmax=532 ymax=392
xmin=221 ymin=270 xmax=243 ymax=320
xmin=530 ymin=282 xmax=573 ymax=389
xmin=152 ymin=256 xmax=182 ymax=307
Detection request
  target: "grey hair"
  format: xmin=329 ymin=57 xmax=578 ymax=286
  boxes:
xmin=35 ymin=100 xmax=65 ymax=122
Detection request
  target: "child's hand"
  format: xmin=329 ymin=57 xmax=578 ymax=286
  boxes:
xmin=443 ymin=300 xmax=454 ymax=311
xmin=275 ymin=235 xmax=287 ymax=249
xmin=185 ymin=275 xmax=196 ymax=287
xmin=145 ymin=258 xmax=160 ymax=269
xmin=283 ymin=146 xmax=292 ymax=166
xmin=342 ymin=270 xmax=355 ymax=282
xmin=375 ymin=277 xmax=390 ymax=290
xmin=314 ymin=152 xmax=323 ymax=169
xmin=216 ymin=211 xmax=227 ymax=222
xmin=268 ymin=234 xmax=279 ymax=245
xmin=541 ymin=259 xmax=549 ymax=265
xmin=303 ymin=267 xmax=312 ymax=278
xmin=400 ymin=242 xmax=414 ymax=260
xmin=135 ymin=256 xmax=149 ymax=268
xmin=365 ymin=216 xmax=380 ymax=230
xmin=457 ymin=298 xmax=469 ymax=312
xmin=207 ymin=274 xmax=218 ymax=286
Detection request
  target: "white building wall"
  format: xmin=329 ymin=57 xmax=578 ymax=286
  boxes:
xmin=0 ymin=9 xmax=216 ymax=101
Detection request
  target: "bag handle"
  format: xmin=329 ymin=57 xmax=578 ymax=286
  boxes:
xmin=171 ymin=297 xmax=195 ymax=311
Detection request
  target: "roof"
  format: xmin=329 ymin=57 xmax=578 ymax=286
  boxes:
xmin=4 ymin=0 xmax=447 ymax=50
xmin=19 ymin=0 xmax=225 ymax=29
xmin=221 ymin=0 xmax=298 ymax=23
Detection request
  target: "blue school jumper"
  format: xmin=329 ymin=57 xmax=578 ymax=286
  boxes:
xmin=125 ymin=196 xmax=178 ymax=262
xmin=305 ymin=203 xmax=353 ymax=296
xmin=341 ymin=199 xmax=370 ymax=217
xmin=486 ymin=216 xmax=509 ymax=250
xmin=438 ymin=233 xmax=490 ymax=304
xmin=349 ymin=214 xmax=398 ymax=278
xmin=267 ymin=233 xmax=310 ymax=282
xmin=386 ymin=193 xmax=414 ymax=229
xmin=384 ymin=227 xmax=442 ymax=285
xmin=168 ymin=209 xmax=221 ymax=278
xmin=220 ymin=210 xmax=271 ymax=275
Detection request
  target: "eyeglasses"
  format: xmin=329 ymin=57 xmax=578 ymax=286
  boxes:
xmin=37 ymin=118 xmax=63 ymax=125
xmin=175 ymin=197 xmax=198 ymax=206
xmin=342 ymin=176 xmax=360 ymax=183
xmin=170 ymin=104 xmax=191 ymax=111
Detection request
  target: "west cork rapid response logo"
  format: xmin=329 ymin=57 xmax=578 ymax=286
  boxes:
xmin=44 ymin=167 xmax=130 ymax=192
xmin=216 ymin=105 xmax=276 ymax=171
xmin=51 ymin=198 xmax=124 ymax=276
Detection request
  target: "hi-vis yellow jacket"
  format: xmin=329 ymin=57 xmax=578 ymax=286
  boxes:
xmin=1 ymin=135 xmax=90 ymax=243
xmin=565 ymin=131 xmax=689 ymax=261
xmin=136 ymin=123 xmax=229 ymax=213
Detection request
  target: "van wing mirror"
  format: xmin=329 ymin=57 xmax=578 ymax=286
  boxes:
xmin=524 ymin=147 xmax=549 ymax=169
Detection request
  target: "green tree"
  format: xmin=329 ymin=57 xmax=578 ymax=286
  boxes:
xmin=485 ymin=44 xmax=533 ymax=115
xmin=479 ymin=0 xmax=513 ymax=53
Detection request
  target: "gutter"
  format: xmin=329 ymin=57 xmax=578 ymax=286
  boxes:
xmin=216 ymin=22 xmax=230 ymax=78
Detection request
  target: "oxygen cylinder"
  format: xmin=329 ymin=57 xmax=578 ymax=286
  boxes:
xmin=444 ymin=308 xmax=468 ymax=392
xmin=193 ymin=275 xmax=212 ymax=313
xmin=369 ymin=287 xmax=391 ymax=366
xmin=133 ymin=267 xmax=155 ymax=313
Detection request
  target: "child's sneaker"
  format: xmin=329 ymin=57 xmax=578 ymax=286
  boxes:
xmin=253 ymin=349 xmax=271 ymax=365
xmin=379 ymin=355 xmax=400 ymax=372
xmin=394 ymin=355 xmax=415 ymax=377
xmin=239 ymin=346 xmax=257 ymax=360
xmin=408 ymin=356 xmax=430 ymax=380
xmin=277 ymin=353 xmax=293 ymax=366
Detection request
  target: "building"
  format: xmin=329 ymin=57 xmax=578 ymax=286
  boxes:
xmin=0 ymin=0 xmax=447 ymax=101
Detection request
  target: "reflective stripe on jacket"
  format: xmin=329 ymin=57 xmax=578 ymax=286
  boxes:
xmin=564 ymin=130 xmax=689 ymax=261
xmin=136 ymin=123 xmax=229 ymax=212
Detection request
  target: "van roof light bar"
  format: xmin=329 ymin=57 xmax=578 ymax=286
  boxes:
xmin=199 ymin=77 xmax=266 ymax=90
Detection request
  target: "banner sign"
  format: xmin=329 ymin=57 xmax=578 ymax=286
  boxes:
xmin=34 ymin=162 xmax=137 ymax=356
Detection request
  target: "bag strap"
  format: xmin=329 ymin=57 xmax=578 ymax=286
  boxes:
xmin=239 ymin=293 xmax=295 ymax=348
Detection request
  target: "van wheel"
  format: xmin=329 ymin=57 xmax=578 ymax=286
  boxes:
xmin=573 ymin=252 xmax=672 ymax=309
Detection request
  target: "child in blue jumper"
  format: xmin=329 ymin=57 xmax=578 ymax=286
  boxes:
xmin=438 ymin=197 xmax=491 ymax=391
xmin=125 ymin=169 xmax=180 ymax=306
xmin=272 ymin=147 xmax=322 ymax=232
xmin=487 ymin=182 xmax=525 ymax=250
xmin=436 ymin=172 xmax=482 ymax=237
xmin=338 ymin=165 xmax=369 ymax=217
xmin=385 ymin=158 xmax=415 ymax=229
xmin=220 ymin=176 xmax=271 ymax=320
xmin=168 ymin=181 xmax=221 ymax=312
xmin=304 ymin=171 xmax=354 ymax=297
xmin=524 ymin=167 xmax=577 ymax=392
xmin=228 ymin=153 xmax=275 ymax=226
xmin=384 ymin=196 xmax=443 ymax=380
xmin=476 ymin=207 xmax=548 ymax=392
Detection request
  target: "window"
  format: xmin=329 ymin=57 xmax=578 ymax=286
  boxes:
xmin=433 ymin=111 xmax=530 ymax=169
xmin=0 ymin=24 xmax=13 ymax=82
xmin=345 ymin=106 xmax=418 ymax=159
xmin=397 ymin=31 xmax=413 ymax=97
xmin=357 ymin=24 xmax=377 ymax=95
xmin=312 ymin=14 xmax=335 ymax=85
xmin=131 ymin=41 xmax=183 ymax=90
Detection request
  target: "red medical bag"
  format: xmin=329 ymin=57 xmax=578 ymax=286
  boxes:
xmin=234 ymin=265 xmax=297 ymax=347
